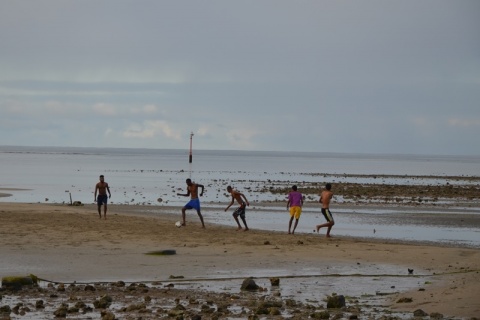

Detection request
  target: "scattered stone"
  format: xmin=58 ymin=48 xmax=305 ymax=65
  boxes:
xmin=269 ymin=277 xmax=280 ymax=286
xmin=396 ymin=297 xmax=413 ymax=303
xmin=101 ymin=310 xmax=116 ymax=320
xmin=53 ymin=303 xmax=68 ymax=318
xmin=326 ymin=294 xmax=346 ymax=308
xmin=1 ymin=275 xmax=38 ymax=290
xmin=93 ymin=295 xmax=113 ymax=309
xmin=84 ymin=285 xmax=96 ymax=291
xmin=310 ymin=310 xmax=330 ymax=319
xmin=413 ymin=309 xmax=428 ymax=317
xmin=430 ymin=312 xmax=444 ymax=319
xmin=263 ymin=240 xmax=270 ymax=245
xmin=241 ymin=278 xmax=260 ymax=291
xmin=35 ymin=300 xmax=45 ymax=309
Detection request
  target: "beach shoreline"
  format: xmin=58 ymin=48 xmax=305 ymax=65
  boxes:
xmin=0 ymin=202 xmax=479 ymax=319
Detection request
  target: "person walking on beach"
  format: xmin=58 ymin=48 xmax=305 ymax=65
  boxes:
xmin=287 ymin=185 xmax=303 ymax=234
xmin=94 ymin=175 xmax=111 ymax=220
xmin=315 ymin=183 xmax=335 ymax=237
xmin=225 ymin=186 xmax=250 ymax=231
xmin=177 ymin=178 xmax=206 ymax=228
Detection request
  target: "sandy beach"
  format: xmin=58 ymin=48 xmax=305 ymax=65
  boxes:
xmin=0 ymin=202 xmax=479 ymax=319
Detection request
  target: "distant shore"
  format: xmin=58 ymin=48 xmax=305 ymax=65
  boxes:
xmin=0 ymin=202 xmax=479 ymax=319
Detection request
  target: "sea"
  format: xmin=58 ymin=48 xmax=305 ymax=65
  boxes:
xmin=1 ymin=145 xmax=479 ymax=247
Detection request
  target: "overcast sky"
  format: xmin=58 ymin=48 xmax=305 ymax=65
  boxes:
xmin=0 ymin=1 xmax=479 ymax=155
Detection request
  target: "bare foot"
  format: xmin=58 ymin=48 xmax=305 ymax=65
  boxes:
xmin=243 ymin=228 xmax=249 ymax=232
xmin=326 ymin=234 xmax=332 ymax=238
xmin=236 ymin=227 xmax=242 ymax=231
xmin=181 ymin=222 xmax=186 ymax=226
xmin=315 ymin=225 xmax=321 ymax=232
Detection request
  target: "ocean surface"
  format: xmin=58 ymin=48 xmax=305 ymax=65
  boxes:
xmin=1 ymin=146 xmax=479 ymax=247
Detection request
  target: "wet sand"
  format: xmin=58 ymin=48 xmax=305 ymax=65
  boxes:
xmin=0 ymin=203 xmax=479 ymax=319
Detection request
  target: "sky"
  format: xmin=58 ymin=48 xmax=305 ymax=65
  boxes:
xmin=0 ymin=1 xmax=479 ymax=155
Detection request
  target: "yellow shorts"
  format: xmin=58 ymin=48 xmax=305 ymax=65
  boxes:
xmin=289 ymin=206 xmax=302 ymax=219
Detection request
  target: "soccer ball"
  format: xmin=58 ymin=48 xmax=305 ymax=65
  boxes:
xmin=175 ymin=221 xmax=182 ymax=228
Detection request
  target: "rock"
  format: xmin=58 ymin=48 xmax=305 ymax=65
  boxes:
xmin=310 ymin=310 xmax=330 ymax=319
xmin=0 ymin=305 xmax=11 ymax=314
xmin=72 ymin=201 xmax=83 ymax=206
xmin=430 ymin=312 xmax=443 ymax=319
xmin=1 ymin=275 xmax=38 ymax=290
xmin=84 ymin=285 xmax=96 ymax=291
xmin=269 ymin=277 xmax=280 ymax=286
xmin=101 ymin=310 xmax=116 ymax=320
xmin=326 ymin=294 xmax=345 ymax=309
xmin=413 ymin=309 xmax=428 ymax=317
xmin=93 ymin=295 xmax=113 ymax=309
xmin=35 ymin=300 xmax=45 ymax=309
xmin=396 ymin=297 xmax=413 ymax=303
xmin=54 ymin=304 xmax=68 ymax=318
xmin=241 ymin=278 xmax=260 ymax=291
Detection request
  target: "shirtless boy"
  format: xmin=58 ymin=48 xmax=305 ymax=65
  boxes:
xmin=225 ymin=186 xmax=250 ymax=231
xmin=94 ymin=175 xmax=111 ymax=220
xmin=177 ymin=178 xmax=206 ymax=228
xmin=315 ymin=183 xmax=335 ymax=237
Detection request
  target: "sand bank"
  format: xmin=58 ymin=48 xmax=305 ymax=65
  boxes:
xmin=0 ymin=203 xmax=479 ymax=319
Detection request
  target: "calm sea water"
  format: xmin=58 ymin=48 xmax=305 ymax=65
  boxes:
xmin=1 ymin=146 xmax=479 ymax=247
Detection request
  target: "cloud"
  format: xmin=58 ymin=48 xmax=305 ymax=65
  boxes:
xmin=122 ymin=120 xmax=181 ymax=140
xmin=92 ymin=103 xmax=117 ymax=116
xmin=448 ymin=118 xmax=480 ymax=127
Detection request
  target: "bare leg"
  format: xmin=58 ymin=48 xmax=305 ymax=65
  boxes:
xmin=316 ymin=222 xmax=334 ymax=237
xmin=292 ymin=219 xmax=299 ymax=234
xmin=240 ymin=216 xmax=249 ymax=231
xmin=181 ymin=208 xmax=187 ymax=226
xmin=104 ymin=204 xmax=108 ymax=220
xmin=233 ymin=215 xmax=242 ymax=230
xmin=97 ymin=205 xmax=102 ymax=218
xmin=196 ymin=210 xmax=205 ymax=229
xmin=288 ymin=216 xmax=294 ymax=234
xmin=326 ymin=221 xmax=335 ymax=237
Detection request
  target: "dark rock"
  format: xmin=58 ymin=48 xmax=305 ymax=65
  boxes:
xmin=396 ymin=297 xmax=413 ymax=303
xmin=1 ymin=275 xmax=37 ymax=290
xmin=35 ymin=300 xmax=45 ymax=309
xmin=413 ymin=309 xmax=428 ymax=317
xmin=430 ymin=312 xmax=444 ymax=319
xmin=93 ymin=295 xmax=112 ymax=309
xmin=326 ymin=294 xmax=345 ymax=309
xmin=54 ymin=304 xmax=68 ymax=318
xmin=241 ymin=278 xmax=260 ymax=291
xmin=269 ymin=277 xmax=280 ymax=286
xmin=84 ymin=285 xmax=96 ymax=291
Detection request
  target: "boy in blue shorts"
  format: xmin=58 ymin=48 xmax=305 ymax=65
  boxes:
xmin=177 ymin=178 xmax=205 ymax=228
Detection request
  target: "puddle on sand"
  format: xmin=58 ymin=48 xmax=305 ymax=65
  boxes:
xmin=1 ymin=264 xmax=430 ymax=320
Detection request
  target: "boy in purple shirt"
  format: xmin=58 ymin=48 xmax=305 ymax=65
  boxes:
xmin=287 ymin=185 xmax=303 ymax=234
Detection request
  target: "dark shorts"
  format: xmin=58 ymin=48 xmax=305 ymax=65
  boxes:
xmin=321 ymin=208 xmax=334 ymax=223
xmin=184 ymin=198 xmax=201 ymax=211
xmin=97 ymin=195 xmax=108 ymax=206
xmin=233 ymin=203 xmax=246 ymax=219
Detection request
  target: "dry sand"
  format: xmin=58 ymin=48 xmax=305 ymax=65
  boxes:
xmin=0 ymin=203 xmax=479 ymax=319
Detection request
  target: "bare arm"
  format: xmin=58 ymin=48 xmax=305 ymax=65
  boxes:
xmin=225 ymin=196 xmax=234 ymax=211
xmin=241 ymin=193 xmax=249 ymax=206
xmin=198 ymin=184 xmax=204 ymax=196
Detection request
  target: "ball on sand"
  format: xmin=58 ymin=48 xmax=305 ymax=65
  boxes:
xmin=175 ymin=221 xmax=182 ymax=228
